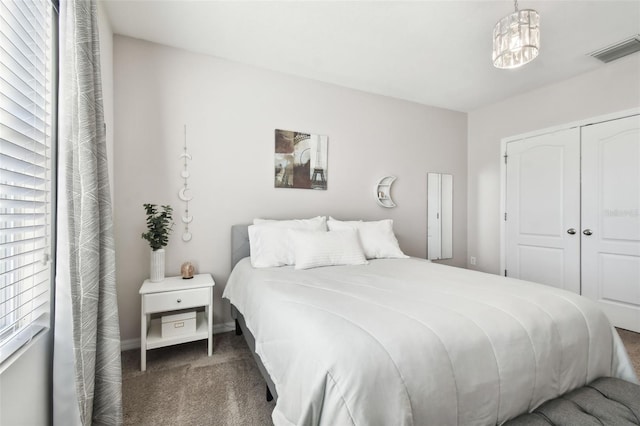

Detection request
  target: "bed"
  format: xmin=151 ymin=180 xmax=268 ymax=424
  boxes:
xmin=223 ymin=224 xmax=638 ymax=426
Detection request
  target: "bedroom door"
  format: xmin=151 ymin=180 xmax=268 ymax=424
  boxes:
xmin=505 ymin=128 xmax=581 ymax=293
xmin=581 ymin=115 xmax=640 ymax=332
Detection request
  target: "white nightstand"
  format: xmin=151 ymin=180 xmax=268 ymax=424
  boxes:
xmin=139 ymin=273 xmax=215 ymax=371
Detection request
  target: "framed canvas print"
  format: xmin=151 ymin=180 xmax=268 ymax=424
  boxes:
xmin=275 ymin=129 xmax=328 ymax=190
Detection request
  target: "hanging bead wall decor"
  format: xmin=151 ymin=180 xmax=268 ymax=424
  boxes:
xmin=178 ymin=124 xmax=193 ymax=242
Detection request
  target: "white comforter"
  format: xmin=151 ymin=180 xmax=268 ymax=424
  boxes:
xmin=223 ymin=257 xmax=637 ymax=426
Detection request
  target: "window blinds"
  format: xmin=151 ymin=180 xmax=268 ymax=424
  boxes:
xmin=0 ymin=0 xmax=55 ymax=364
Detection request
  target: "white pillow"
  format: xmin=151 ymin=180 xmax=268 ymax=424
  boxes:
xmin=253 ymin=216 xmax=327 ymax=231
xmin=327 ymin=218 xmax=408 ymax=259
xmin=248 ymin=216 xmax=328 ymax=267
xmin=289 ymin=229 xmax=368 ymax=270
xmin=248 ymin=225 xmax=291 ymax=268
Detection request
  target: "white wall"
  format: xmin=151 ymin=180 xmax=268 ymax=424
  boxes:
xmin=0 ymin=335 xmax=50 ymax=426
xmin=467 ymin=54 xmax=640 ymax=274
xmin=113 ymin=36 xmax=468 ymax=343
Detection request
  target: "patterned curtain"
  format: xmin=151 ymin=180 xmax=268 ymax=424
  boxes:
xmin=53 ymin=0 xmax=123 ymax=425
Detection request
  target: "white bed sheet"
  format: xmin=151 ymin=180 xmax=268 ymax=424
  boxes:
xmin=223 ymin=257 xmax=637 ymax=426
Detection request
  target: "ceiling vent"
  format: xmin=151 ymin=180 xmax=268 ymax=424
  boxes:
xmin=589 ymin=35 xmax=640 ymax=63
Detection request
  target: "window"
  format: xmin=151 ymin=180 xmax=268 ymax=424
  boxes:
xmin=0 ymin=0 xmax=56 ymax=364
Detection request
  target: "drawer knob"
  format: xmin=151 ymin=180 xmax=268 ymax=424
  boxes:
xmin=177 ymin=298 xmax=182 ymax=303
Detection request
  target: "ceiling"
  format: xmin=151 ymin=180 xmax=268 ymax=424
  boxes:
xmin=101 ymin=0 xmax=640 ymax=112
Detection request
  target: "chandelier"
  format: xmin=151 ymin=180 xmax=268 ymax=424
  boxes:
xmin=492 ymin=0 xmax=540 ymax=69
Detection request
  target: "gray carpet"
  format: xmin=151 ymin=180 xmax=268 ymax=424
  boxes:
xmin=618 ymin=328 xmax=640 ymax=376
xmin=122 ymin=329 xmax=640 ymax=425
xmin=121 ymin=333 xmax=274 ymax=425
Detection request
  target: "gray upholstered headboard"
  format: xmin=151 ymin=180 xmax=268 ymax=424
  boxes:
xmin=231 ymin=224 xmax=250 ymax=270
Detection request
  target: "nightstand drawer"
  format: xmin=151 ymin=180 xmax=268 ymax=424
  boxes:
xmin=144 ymin=287 xmax=209 ymax=313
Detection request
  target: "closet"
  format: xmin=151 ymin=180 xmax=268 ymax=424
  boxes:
xmin=504 ymin=113 xmax=640 ymax=332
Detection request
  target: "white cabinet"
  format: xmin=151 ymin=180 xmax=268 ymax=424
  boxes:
xmin=427 ymin=173 xmax=453 ymax=260
xmin=139 ymin=274 xmax=215 ymax=371
xmin=504 ymin=114 xmax=640 ymax=332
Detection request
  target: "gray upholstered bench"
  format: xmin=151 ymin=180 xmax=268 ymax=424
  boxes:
xmin=505 ymin=377 xmax=640 ymax=425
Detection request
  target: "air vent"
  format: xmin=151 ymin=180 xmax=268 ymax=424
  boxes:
xmin=589 ymin=35 xmax=640 ymax=63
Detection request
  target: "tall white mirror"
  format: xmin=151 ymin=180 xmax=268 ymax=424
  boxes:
xmin=427 ymin=173 xmax=453 ymax=260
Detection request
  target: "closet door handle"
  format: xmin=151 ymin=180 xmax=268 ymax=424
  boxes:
xmin=583 ymin=229 xmax=593 ymax=236
xmin=567 ymin=228 xmax=576 ymax=235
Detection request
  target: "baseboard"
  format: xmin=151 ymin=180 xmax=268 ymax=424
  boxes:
xmin=120 ymin=321 xmax=236 ymax=351
xmin=213 ymin=321 xmax=236 ymax=334
xmin=121 ymin=337 xmax=141 ymax=351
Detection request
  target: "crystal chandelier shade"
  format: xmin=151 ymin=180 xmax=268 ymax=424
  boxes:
xmin=492 ymin=4 xmax=540 ymax=69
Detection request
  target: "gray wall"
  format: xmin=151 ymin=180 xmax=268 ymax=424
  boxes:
xmin=113 ymin=36 xmax=468 ymax=343
xmin=467 ymin=54 xmax=640 ymax=275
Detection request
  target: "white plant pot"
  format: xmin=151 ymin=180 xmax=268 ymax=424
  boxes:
xmin=150 ymin=249 xmax=165 ymax=282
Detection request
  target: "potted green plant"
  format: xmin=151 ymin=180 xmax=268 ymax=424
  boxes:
xmin=141 ymin=203 xmax=173 ymax=282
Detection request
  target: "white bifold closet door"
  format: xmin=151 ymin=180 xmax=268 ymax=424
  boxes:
xmin=505 ymin=128 xmax=581 ymax=294
xmin=581 ymin=115 xmax=640 ymax=332
xmin=505 ymin=115 xmax=640 ymax=332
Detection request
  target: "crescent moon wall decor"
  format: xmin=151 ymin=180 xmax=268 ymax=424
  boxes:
xmin=178 ymin=187 xmax=193 ymax=202
xmin=375 ymin=176 xmax=397 ymax=208
xmin=179 ymin=124 xmax=194 ymax=242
